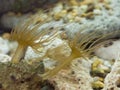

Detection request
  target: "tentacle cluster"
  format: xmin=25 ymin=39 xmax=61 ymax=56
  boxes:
xmin=11 ymin=14 xmax=58 ymax=63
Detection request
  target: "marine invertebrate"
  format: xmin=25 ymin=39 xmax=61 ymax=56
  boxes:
xmin=11 ymin=14 xmax=58 ymax=63
xmin=10 ymin=12 xmax=120 ymax=80
xmin=42 ymin=30 xmax=119 ymax=80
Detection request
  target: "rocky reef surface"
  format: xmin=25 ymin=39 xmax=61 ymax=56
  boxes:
xmin=0 ymin=0 xmax=120 ymax=90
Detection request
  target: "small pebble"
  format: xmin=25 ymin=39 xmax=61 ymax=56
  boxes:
xmin=93 ymin=9 xmax=102 ymax=15
xmin=2 ymin=33 xmax=11 ymax=40
xmin=92 ymin=81 xmax=104 ymax=89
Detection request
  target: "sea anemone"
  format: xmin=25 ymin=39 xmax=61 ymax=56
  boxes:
xmin=10 ymin=13 xmax=119 ymax=80
xmin=11 ymin=14 xmax=58 ymax=63
xmin=41 ymin=30 xmax=119 ymax=80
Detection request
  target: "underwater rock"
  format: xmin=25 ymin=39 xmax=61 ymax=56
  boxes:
xmin=44 ymin=38 xmax=71 ymax=61
xmin=1 ymin=0 xmax=120 ymax=90
xmin=111 ymin=0 xmax=120 ymax=17
xmin=0 ymin=0 xmax=58 ymax=14
xmin=49 ymin=58 xmax=93 ymax=90
xmin=94 ymin=39 xmax=120 ymax=60
xmin=103 ymin=60 xmax=120 ymax=90
xmin=24 ymin=37 xmax=71 ymax=67
xmin=24 ymin=47 xmax=43 ymax=61
xmin=0 ymin=37 xmax=10 ymax=54
xmin=0 ymin=54 xmax=11 ymax=63
xmin=64 ymin=16 xmax=120 ymax=39
xmin=1 ymin=0 xmax=120 ymax=39
xmin=0 ymin=13 xmax=31 ymax=29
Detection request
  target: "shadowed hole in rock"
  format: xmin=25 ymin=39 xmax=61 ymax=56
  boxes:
xmin=10 ymin=75 xmax=16 ymax=82
xmin=40 ymin=80 xmax=55 ymax=90
xmin=116 ymin=78 xmax=120 ymax=88
xmin=103 ymin=41 xmax=113 ymax=47
xmin=109 ymin=87 xmax=114 ymax=90
xmin=0 ymin=83 xmax=2 ymax=88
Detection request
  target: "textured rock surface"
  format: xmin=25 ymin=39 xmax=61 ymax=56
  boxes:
xmin=1 ymin=0 xmax=120 ymax=39
xmin=0 ymin=13 xmax=31 ymax=28
xmin=94 ymin=40 xmax=120 ymax=60
xmin=0 ymin=0 xmax=120 ymax=90
xmin=0 ymin=37 xmax=10 ymax=54
xmin=49 ymin=58 xmax=93 ymax=90
xmin=0 ymin=54 xmax=11 ymax=63
xmin=0 ymin=0 xmax=58 ymax=14
xmin=24 ymin=38 xmax=71 ymax=65
xmin=103 ymin=60 xmax=120 ymax=90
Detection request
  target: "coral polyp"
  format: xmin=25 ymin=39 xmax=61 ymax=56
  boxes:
xmin=10 ymin=13 xmax=119 ymax=80
xmin=41 ymin=30 xmax=119 ymax=80
xmin=11 ymin=15 xmax=58 ymax=63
